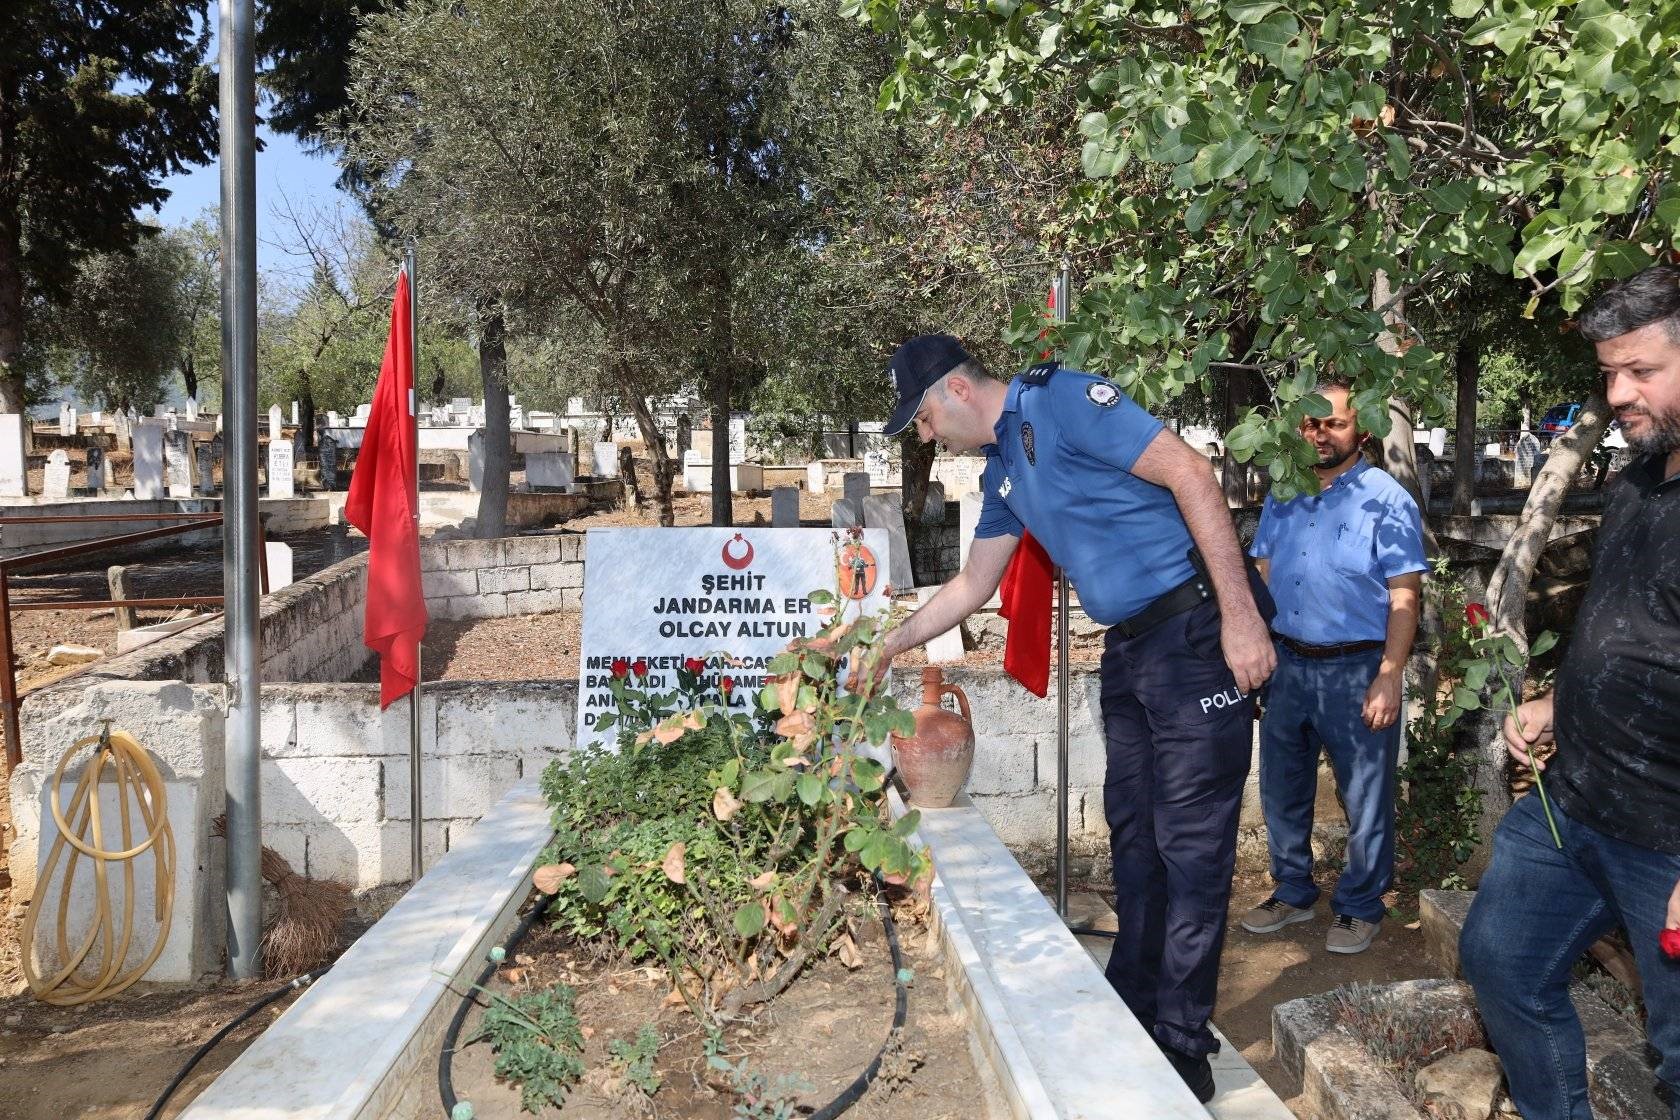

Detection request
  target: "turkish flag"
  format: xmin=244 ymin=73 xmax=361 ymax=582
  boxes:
xmin=999 ymin=531 xmax=1054 ymax=697
xmin=345 ymin=269 xmax=427 ymax=708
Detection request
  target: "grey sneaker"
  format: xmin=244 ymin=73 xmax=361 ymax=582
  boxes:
xmin=1326 ymin=914 xmax=1380 ymax=954
xmin=1240 ymin=896 xmax=1316 ymax=934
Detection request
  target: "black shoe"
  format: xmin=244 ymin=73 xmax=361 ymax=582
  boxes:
xmin=1162 ymin=1046 xmax=1216 ymax=1103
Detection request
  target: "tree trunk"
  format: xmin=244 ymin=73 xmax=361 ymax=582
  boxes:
xmin=300 ymin=389 xmax=316 ymax=454
xmin=1371 ymin=269 xmax=1439 ymax=554
xmin=625 ymin=388 xmax=675 ymax=526
xmin=1465 ymin=391 xmax=1612 ymax=846
xmin=709 ymin=366 xmax=733 ymax=527
xmin=1452 ymin=336 xmax=1479 ymax=516
xmin=0 ymin=201 xmax=26 ymax=414
xmin=1220 ymin=363 xmax=1266 ymax=506
xmin=181 ymin=353 xmax=199 ymax=405
xmin=900 ymin=431 xmax=935 ymax=524
xmin=475 ymin=302 xmax=510 ymax=539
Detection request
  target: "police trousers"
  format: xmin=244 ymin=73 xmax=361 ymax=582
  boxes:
xmin=1101 ymin=598 xmax=1253 ymax=1058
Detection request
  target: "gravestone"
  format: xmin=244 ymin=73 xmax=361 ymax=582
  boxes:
xmin=0 ymin=414 xmax=27 ymax=497
xmin=113 ymin=408 xmax=132 ymax=451
xmin=290 ymin=401 xmax=300 ymax=426
xmin=132 ymin=421 xmax=166 ymax=499
xmin=195 ymin=443 xmax=215 ymax=495
xmin=185 ymin=397 xmax=198 ymax=422
xmin=591 ymin=442 xmax=619 ymax=478
xmin=862 ymin=494 xmax=914 ymax=591
xmin=676 ymin=414 xmax=692 ymax=459
xmin=43 ymin=450 xmax=71 ymax=499
xmin=267 ymin=435 xmax=295 ymax=499
xmin=727 ymin=416 xmax=747 ymax=463
xmin=806 ymin=462 xmax=826 ymax=493
xmin=574 ymin=527 xmax=891 ymax=752
xmin=770 ymin=486 xmax=800 ymax=527
xmin=85 ymin=444 xmax=108 ymax=494
xmin=468 ymin=403 xmax=486 ymax=427
xmin=1514 ymin=433 xmax=1543 ymax=487
xmin=509 ymin=405 xmax=524 ymax=431
xmin=843 ymin=471 xmax=871 ymax=504
xmin=863 ymin=448 xmax=891 ymax=486
xmin=59 ymin=403 xmax=76 ymax=436
xmin=163 ymin=429 xmax=194 ymax=497
xmin=931 ymin=456 xmax=983 ymax=498
xmin=1429 ymin=427 xmax=1448 ymax=458
xmin=830 ymin=497 xmax=863 ymax=529
xmin=327 ymin=411 xmax=343 ymax=428
xmin=526 ymin=451 xmax=575 ymax=490
xmin=264 ymin=541 xmax=295 ymax=593
xmin=90 ymin=410 xmax=102 ymax=426
xmin=318 ymin=434 xmax=338 ymax=490
xmin=467 ymin=429 xmax=485 ymax=491
xmin=920 ymin=481 xmax=947 ymax=525
xmin=353 ymin=403 xmax=373 ymax=428
xmin=268 ymin=404 xmax=284 ymax=438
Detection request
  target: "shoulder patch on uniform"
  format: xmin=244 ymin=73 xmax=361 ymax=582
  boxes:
xmin=1019 ymin=361 xmax=1059 ymax=386
xmin=1021 ymin=422 xmax=1037 ymax=465
xmin=1085 ymin=380 xmax=1121 ymax=407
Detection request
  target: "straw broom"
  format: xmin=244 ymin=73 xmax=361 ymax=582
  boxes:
xmin=211 ymin=816 xmax=350 ymax=978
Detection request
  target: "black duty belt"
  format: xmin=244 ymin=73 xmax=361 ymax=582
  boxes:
xmin=1110 ymin=572 xmax=1214 ymax=639
xmin=1275 ymin=635 xmax=1385 ymax=659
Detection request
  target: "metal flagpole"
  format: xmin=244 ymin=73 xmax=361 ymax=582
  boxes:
xmin=1052 ymin=258 xmax=1073 ymax=920
xmin=406 ymin=244 xmax=424 ymax=880
xmin=219 ymin=0 xmax=263 ymax=978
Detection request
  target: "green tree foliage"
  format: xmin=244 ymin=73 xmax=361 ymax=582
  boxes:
xmin=846 ymin=0 xmax=1680 ymax=497
xmin=0 ymin=1 xmax=217 ymax=412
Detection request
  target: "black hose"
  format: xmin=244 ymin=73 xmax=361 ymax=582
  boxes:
xmin=144 ymin=967 xmax=328 ymax=1120
xmin=437 ymin=892 xmax=910 ymax=1120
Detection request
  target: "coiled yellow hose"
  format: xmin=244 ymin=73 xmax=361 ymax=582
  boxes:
xmin=20 ymin=725 xmax=175 ymax=1005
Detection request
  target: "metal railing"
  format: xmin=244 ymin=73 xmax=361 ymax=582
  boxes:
xmin=0 ymin=513 xmax=268 ymax=772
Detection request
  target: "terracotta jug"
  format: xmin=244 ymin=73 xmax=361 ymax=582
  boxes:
xmin=891 ymin=667 xmax=975 ymax=808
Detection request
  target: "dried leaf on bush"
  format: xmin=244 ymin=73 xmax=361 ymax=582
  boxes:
xmin=713 ymin=787 xmax=742 ymax=821
xmin=662 ymin=841 xmax=687 ymax=884
xmin=533 ymin=862 xmax=577 ymax=893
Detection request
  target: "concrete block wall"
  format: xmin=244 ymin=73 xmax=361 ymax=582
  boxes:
xmin=419 ymin=532 xmax=584 ymax=620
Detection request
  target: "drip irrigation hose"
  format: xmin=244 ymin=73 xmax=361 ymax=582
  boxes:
xmin=21 ymin=725 xmax=177 ymax=1006
xmin=437 ymin=890 xmax=909 ymax=1120
xmin=142 ymin=967 xmax=327 ymax=1120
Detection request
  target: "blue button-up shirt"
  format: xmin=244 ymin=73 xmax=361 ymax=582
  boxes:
xmin=973 ymin=368 xmax=1195 ymax=625
xmin=1249 ymin=460 xmax=1426 ymax=644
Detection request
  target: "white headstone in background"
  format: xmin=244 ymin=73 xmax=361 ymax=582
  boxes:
xmin=727 ymin=416 xmax=747 ymax=464
xmin=467 ymin=429 xmax=485 ymax=492
xmin=327 ymin=411 xmax=342 ymax=428
xmin=575 ymin=527 xmax=890 ymax=752
xmin=509 ymin=405 xmax=524 ymax=431
xmin=114 ymin=408 xmax=133 ymax=451
xmin=567 ymin=397 xmax=586 ymax=416
xmin=163 ymin=429 xmax=194 ymax=497
xmin=132 ymin=420 xmax=166 ymax=499
xmin=1429 ymin=427 xmax=1448 ymax=458
xmin=291 ymin=401 xmax=300 ymax=426
xmin=85 ymin=444 xmax=109 ymax=493
xmin=526 ymin=451 xmax=575 ymax=490
xmin=185 ymin=397 xmax=199 ymax=422
xmin=806 ymin=462 xmax=826 ymax=493
xmin=931 ymin=456 xmax=983 ymax=498
xmin=267 ymin=437 xmax=295 ymax=499
xmin=469 ymin=403 xmax=486 ymax=427
xmin=59 ymin=402 xmax=72 ymax=433
xmin=264 ymin=541 xmax=294 ymax=593
xmin=42 ymin=449 xmax=71 ymax=499
xmin=268 ymin=404 xmax=284 ymax=438
xmin=90 ymin=410 xmax=102 ymax=426
xmin=1515 ymin=433 xmax=1543 ymax=487
xmin=863 ymin=448 xmax=891 ymax=486
xmin=0 ymin=414 xmax=27 ymax=497
xmin=592 ymin=441 xmax=618 ymax=477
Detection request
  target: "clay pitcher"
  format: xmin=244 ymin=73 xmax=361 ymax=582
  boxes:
xmin=891 ymin=668 xmax=975 ymax=808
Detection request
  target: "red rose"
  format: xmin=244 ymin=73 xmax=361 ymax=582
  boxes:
xmin=721 ymin=676 xmax=735 ymax=694
xmin=611 ymin=658 xmax=630 ymax=678
xmin=1661 ymin=928 xmax=1680 ymax=960
xmin=684 ymin=656 xmax=705 ymax=674
xmin=1465 ymin=602 xmax=1490 ymax=628
xmin=631 ymin=659 xmax=648 ymax=678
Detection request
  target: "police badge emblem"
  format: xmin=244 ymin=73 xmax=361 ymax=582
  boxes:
xmin=1086 ymin=381 xmax=1120 ymax=407
xmin=1021 ymin=422 xmax=1037 ymax=465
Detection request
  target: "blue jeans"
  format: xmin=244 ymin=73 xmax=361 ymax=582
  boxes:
xmin=1257 ymin=644 xmax=1399 ymax=923
xmin=1461 ymin=795 xmax=1680 ymax=1120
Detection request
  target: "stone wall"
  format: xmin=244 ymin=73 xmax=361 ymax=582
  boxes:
xmin=419 ymin=532 xmax=585 ymax=620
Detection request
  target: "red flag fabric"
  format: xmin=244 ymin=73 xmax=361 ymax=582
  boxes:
xmin=344 ymin=269 xmax=427 ymax=708
xmin=999 ymin=531 xmax=1054 ymax=697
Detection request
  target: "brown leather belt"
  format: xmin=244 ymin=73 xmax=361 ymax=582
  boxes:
xmin=1275 ymin=635 xmax=1385 ymax=659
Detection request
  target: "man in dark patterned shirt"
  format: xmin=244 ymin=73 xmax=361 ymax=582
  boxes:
xmin=1461 ymin=264 xmax=1680 ymax=1120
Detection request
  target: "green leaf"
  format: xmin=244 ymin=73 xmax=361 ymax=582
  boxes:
xmin=797 ymin=772 xmax=824 ymax=806
xmin=1226 ymin=0 xmax=1279 ymax=24
xmin=740 ymin=769 xmax=781 ymax=803
xmin=851 ymin=757 xmax=885 ymax=792
xmin=1462 ymin=661 xmax=1491 ymax=691
xmin=1245 ymin=12 xmax=1301 ymax=69
xmin=892 ymin=809 xmax=922 ymax=837
xmin=1598 ymin=240 xmax=1652 ymax=279
xmin=1300 ymin=392 xmax=1332 ymax=418
xmin=1452 ymin=686 xmax=1482 ymax=711
xmin=579 ymin=865 xmax=614 ymax=905
xmin=733 ymin=901 xmax=766 ymax=939
xmin=1529 ymin=631 xmax=1558 ymax=656
xmin=1449 ymin=0 xmax=1483 ymax=16
xmin=1271 ymin=159 xmax=1308 ymax=208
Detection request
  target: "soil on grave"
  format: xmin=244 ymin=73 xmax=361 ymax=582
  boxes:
xmin=449 ymin=904 xmax=990 ymax=1120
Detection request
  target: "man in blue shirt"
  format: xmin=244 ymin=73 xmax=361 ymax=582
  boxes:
xmin=873 ymin=334 xmax=1276 ymax=1102
xmin=1242 ymin=378 xmax=1425 ymax=954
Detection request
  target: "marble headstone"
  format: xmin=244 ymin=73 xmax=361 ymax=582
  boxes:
xmin=806 ymin=462 xmax=826 ymax=493
xmin=467 ymin=429 xmax=486 ymax=492
xmin=863 ymin=448 xmax=891 ymax=487
xmin=318 ymin=434 xmax=338 ymax=490
xmin=185 ymin=397 xmax=199 ymax=422
xmin=131 ymin=420 xmax=166 ymax=499
xmin=163 ymin=429 xmax=194 ymax=497
xmin=591 ymin=442 xmax=619 ymax=478
xmin=85 ymin=444 xmax=108 ymax=493
xmin=267 ymin=436 xmax=295 ymax=499
xmin=526 ymin=451 xmax=575 ymax=490
xmin=0 ymin=414 xmax=26 ymax=497
xmin=842 ymin=471 xmax=871 ymax=504
xmin=830 ymin=497 xmax=863 ymax=529
xmin=268 ymin=404 xmax=284 ymax=438
xmin=862 ymin=494 xmax=914 ymax=591
xmin=1515 ymin=433 xmax=1543 ymax=487
xmin=195 ymin=443 xmax=215 ymax=495
xmin=43 ymin=450 xmax=71 ymax=499
xmin=291 ymin=401 xmax=300 ymax=426
xmin=770 ymin=486 xmax=800 ymax=527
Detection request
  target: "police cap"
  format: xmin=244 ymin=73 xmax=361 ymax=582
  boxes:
xmin=883 ymin=334 xmax=973 ymax=437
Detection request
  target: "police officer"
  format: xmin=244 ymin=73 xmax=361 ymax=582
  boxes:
xmin=873 ymin=334 xmax=1275 ymax=1102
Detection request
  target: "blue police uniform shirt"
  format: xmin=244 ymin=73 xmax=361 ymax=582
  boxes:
xmin=1249 ymin=459 xmax=1426 ymax=645
xmin=973 ymin=366 xmax=1196 ymax=625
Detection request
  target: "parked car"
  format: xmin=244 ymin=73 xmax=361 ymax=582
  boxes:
xmin=1537 ymin=402 xmax=1581 ymax=441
